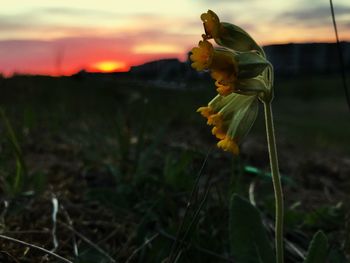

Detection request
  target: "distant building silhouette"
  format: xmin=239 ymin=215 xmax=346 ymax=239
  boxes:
xmin=127 ymin=42 xmax=350 ymax=82
xmin=264 ymin=42 xmax=350 ymax=76
xmin=69 ymin=42 xmax=350 ymax=84
xmin=129 ymin=58 xmax=187 ymax=81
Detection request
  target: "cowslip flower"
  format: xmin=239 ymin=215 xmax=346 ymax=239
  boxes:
xmin=211 ymin=70 xmax=235 ymax=96
xmin=201 ymin=10 xmax=222 ymax=40
xmin=197 ymin=106 xmax=214 ymax=118
xmin=191 ymin=40 xmax=238 ymax=96
xmin=190 ymin=40 xmax=214 ymax=71
xmin=192 ymin=10 xmax=272 ymax=155
xmin=217 ymin=137 xmax=239 ymax=155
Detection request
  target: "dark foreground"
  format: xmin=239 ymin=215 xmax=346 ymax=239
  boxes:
xmin=0 ymin=74 xmax=349 ymax=262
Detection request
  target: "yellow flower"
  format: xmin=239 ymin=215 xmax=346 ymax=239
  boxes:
xmin=217 ymin=137 xmax=239 ymax=155
xmin=211 ymin=126 xmax=226 ymax=140
xmin=211 ymin=68 xmax=236 ymax=96
xmin=201 ymin=10 xmax=221 ymax=40
xmin=196 ymin=106 xmax=214 ymax=118
xmin=190 ymin=40 xmax=214 ymax=71
xmin=190 ymin=40 xmax=238 ymax=96
xmin=215 ymin=83 xmax=234 ymax=96
xmin=193 ymin=10 xmax=268 ymax=156
xmin=207 ymin=113 xmax=222 ymax=126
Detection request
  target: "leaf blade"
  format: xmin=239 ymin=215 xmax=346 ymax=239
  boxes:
xmin=229 ymin=194 xmax=275 ymax=263
xmin=304 ymin=231 xmax=328 ymax=263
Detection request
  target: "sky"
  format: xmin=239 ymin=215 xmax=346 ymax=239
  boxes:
xmin=0 ymin=0 xmax=350 ymax=76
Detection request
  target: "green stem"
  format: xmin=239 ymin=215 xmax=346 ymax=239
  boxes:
xmin=263 ymin=101 xmax=284 ymax=263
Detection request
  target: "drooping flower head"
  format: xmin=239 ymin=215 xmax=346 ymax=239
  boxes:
xmin=193 ymin=10 xmax=272 ymax=155
xmin=196 ymin=93 xmax=259 ymax=155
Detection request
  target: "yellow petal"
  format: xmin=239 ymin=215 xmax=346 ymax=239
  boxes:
xmin=197 ymin=106 xmax=213 ymax=118
xmin=207 ymin=113 xmax=222 ymax=126
xmin=190 ymin=40 xmax=214 ymax=71
xmin=212 ymin=126 xmax=226 ymax=139
xmin=201 ymin=10 xmax=221 ymax=39
xmin=216 ymin=84 xmax=234 ymax=96
xmin=217 ymin=137 xmax=239 ymax=155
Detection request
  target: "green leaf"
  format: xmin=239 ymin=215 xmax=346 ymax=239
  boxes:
xmin=0 ymin=107 xmax=27 ymax=195
xmin=304 ymin=231 xmax=328 ymax=263
xmin=229 ymin=194 xmax=275 ymax=263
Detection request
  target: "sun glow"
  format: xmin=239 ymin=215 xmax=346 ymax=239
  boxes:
xmin=91 ymin=61 xmax=127 ymax=72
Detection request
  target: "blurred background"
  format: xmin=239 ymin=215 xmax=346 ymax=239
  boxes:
xmin=0 ymin=0 xmax=350 ymax=262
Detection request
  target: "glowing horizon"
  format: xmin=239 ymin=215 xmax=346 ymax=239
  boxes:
xmin=1 ymin=0 xmax=350 ymax=76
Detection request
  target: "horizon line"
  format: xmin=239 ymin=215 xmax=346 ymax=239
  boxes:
xmin=1 ymin=40 xmax=350 ymax=78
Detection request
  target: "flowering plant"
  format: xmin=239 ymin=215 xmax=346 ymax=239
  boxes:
xmin=189 ymin=10 xmax=284 ymax=262
xmin=188 ymin=10 xmax=329 ymax=263
xmin=191 ymin=10 xmax=272 ymax=155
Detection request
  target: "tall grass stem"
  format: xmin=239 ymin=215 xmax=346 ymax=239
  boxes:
xmin=329 ymin=0 xmax=350 ymax=112
xmin=168 ymin=150 xmax=211 ymax=262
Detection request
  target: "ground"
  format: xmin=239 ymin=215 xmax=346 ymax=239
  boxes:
xmin=0 ymin=74 xmax=349 ymax=262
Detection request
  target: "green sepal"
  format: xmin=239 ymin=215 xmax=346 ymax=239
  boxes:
xmin=236 ymin=52 xmax=270 ymax=78
xmin=225 ymin=96 xmax=258 ymax=142
xmin=236 ymin=78 xmax=267 ymax=93
xmin=216 ymin=22 xmax=264 ymax=55
xmin=229 ymin=194 xmax=275 ymax=263
xmin=304 ymin=231 xmax=328 ymax=263
xmin=232 ymin=98 xmax=259 ymax=141
xmin=208 ymin=93 xmax=259 ymax=143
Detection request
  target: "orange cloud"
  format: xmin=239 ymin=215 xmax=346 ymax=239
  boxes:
xmin=132 ymin=44 xmax=184 ymax=54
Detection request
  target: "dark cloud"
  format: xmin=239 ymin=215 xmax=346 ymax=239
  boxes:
xmin=0 ymin=20 xmax=109 ymax=39
xmin=276 ymin=5 xmax=350 ymax=27
xmin=40 ymin=7 xmax=119 ymax=18
xmin=0 ymin=7 xmax=118 ymax=33
xmin=342 ymin=21 xmax=350 ymax=30
xmin=0 ymin=18 xmax=29 ymax=31
xmin=0 ymin=12 xmax=39 ymax=31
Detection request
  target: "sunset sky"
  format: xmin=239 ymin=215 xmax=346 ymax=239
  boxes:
xmin=1 ymin=0 xmax=350 ymax=76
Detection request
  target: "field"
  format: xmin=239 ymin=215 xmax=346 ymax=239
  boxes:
xmin=0 ymin=73 xmax=349 ymax=262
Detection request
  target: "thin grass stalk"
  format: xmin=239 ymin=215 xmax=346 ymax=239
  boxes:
xmin=0 ymin=234 xmax=72 ymax=263
xmin=168 ymin=150 xmax=211 ymax=262
xmin=329 ymin=0 xmax=350 ymax=112
xmin=0 ymin=107 xmax=27 ymax=194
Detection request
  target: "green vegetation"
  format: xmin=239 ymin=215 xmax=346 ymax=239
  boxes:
xmin=0 ymin=74 xmax=349 ymax=262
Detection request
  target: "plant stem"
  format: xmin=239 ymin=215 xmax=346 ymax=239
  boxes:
xmin=263 ymin=101 xmax=284 ymax=263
